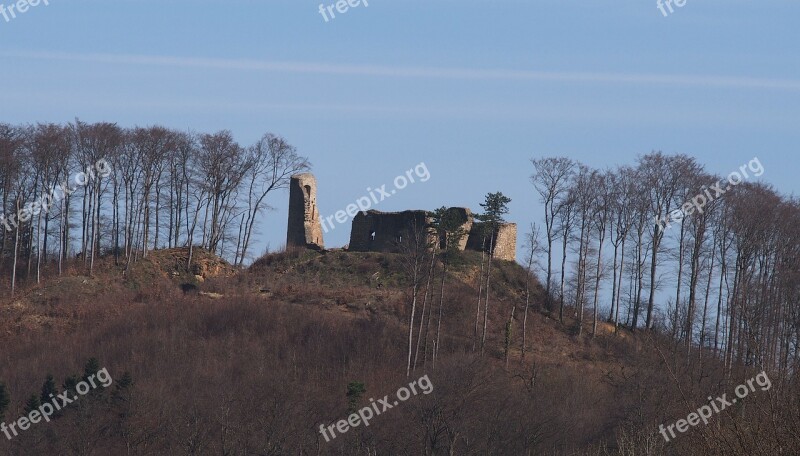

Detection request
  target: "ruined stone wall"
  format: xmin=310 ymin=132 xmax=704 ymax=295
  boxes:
xmin=347 ymin=207 xmax=517 ymax=260
xmin=493 ymin=223 xmax=517 ymax=261
xmin=286 ymin=173 xmax=324 ymax=250
xmin=466 ymin=222 xmax=517 ymax=261
xmin=348 ymin=208 xmax=516 ymax=260
xmin=349 ymin=210 xmax=430 ymax=253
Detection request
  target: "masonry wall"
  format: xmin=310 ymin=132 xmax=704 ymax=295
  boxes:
xmin=493 ymin=223 xmax=517 ymax=262
xmin=466 ymin=222 xmax=517 ymax=261
xmin=349 ymin=210 xmax=430 ymax=253
xmin=286 ymin=173 xmax=324 ymax=250
xmin=348 ymin=207 xmax=515 ymax=261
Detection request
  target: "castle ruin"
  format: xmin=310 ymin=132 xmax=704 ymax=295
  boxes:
xmin=349 ymin=208 xmax=517 ymax=261
xmin=285 ymin=172 xmax=517 ymax=261
xmin=286 ymin=173 xmax=324 ymax=250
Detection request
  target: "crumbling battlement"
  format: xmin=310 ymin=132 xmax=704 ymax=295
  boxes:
xmin=286 ymin=173 xmax=324 ymax=250
xmin=348 ymin=207 xmax=516 ymax=261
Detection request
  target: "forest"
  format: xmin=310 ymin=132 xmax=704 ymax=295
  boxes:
xmin=530 ymin=154 xmax=797 ymax=376
xmin=0 ymin=121 xmax=310 ymax=293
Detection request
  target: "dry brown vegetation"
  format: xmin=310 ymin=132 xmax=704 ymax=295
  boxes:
xmin=0 ymin=248 xmax=796 ymax=455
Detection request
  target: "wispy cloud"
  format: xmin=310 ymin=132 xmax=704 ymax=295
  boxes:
xmin=4 ymin=50 xmax=800 ymax=92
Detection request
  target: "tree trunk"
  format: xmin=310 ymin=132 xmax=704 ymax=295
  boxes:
xmin=414 ymin=250 xmax=436 ymax=371
xmin=675 ymin=220 xmax=687 ymax=341
xmin=473 ymin=243 xmax=486 ymax=352
xmin=433 ymin=260 xmax=447 ymax=369
xmin=481 ymin=230 xmax=495 ymax=356
xmin=591 ymin=230 xmax=605 ymax=338
xmin=699 ymin=229 xmax=716 ymax=363
xmin=632 ymin=227 xmax=645 ymax=331
xmin=615 ymin=236 xmax=626 ymax=333
xmin=11 ymin=198 xmax=20 ymax=296
xmin=609 ymin=241 xmax=620 ymax=323
xmin=559 ymin=229 xmax=569 ymax=323
xmin=521 ymin=248 xmax=535 ymax=360
xmin=406 ymin=267 xmax=420 ymax=377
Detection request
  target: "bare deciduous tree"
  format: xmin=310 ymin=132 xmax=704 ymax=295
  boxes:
xmin=531 ymin=157 xmax=575 ymax=312
xmin=237 ymin=134 xmax=309 ymax=267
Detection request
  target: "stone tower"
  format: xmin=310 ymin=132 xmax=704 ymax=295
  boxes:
xmin=286 ymin=173 xmax=324 ymax=250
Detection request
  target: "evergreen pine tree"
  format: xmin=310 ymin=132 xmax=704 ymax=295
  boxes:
xmin=24 ymin=394 xmax=41 ymax=414
xmin=82 ymin=358 xmax=101 ymax=382
xmin=112 ymin=372 xmax=134 ymax=423
xmin=82 ymin=358 xmax=105 ymax=398
xmin=112 ymin=372 xmax=133 ymax=405
xmin=40 ymin=374 xmax=58 ymax=404
xmin=346 ymin=381 xmax=366 ymax=415
xmin=116 ymin=372 xmax=133 ymax=391
xmin=63 ymin=374 xmax=79 ymax=398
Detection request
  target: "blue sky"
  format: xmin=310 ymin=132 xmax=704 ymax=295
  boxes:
xmin=1 ymin=0 xmax=798 ymax=260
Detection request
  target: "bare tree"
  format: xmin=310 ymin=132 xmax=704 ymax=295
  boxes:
xmin=607 ymin=167 xmax=635 ymax=333
xmin=638 ymin=152 xmax=697 ymax=330
xmin=478 ymin=192 xmax=511 ymax=355
xmin=237 ymin=134 xmax=309 ymax=267
xmin=590 ymin=171 xmax=611 ymax=338
xmin=8 ymin=141 xmax=34 ymax=295
xmin=397 ymin=219 xmax=434 ymax=377
xmin=555 ymin=187 xmax=577 ymax=323
xmin=684 ymin=174 xmax=718 ymax=355
xmin=128 ymin=126 xmax=174 ymax=257
xmin=473 ymin=225 xmax=487 ymax=352
xmin=521 ymin=223 xmax=541 ymax=361
xmin=572 ymin=165 xmax=597 ymax=336
xmin=29 ymin=124 xmax=71 ymax=280
xmin=531 ymin=157 xmax=575 ymax=312
xmin=197 ymin=131 xmax=250 ymax=255
xmin=629 ymin=172 xmax=651 ymax=331
xmin=431 ymin=208 xmax=468 ymax=368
